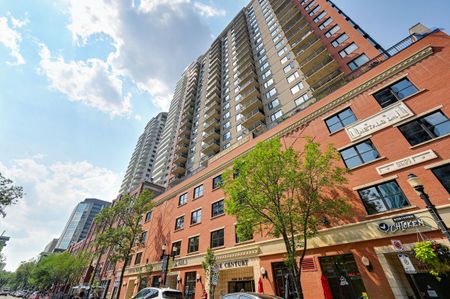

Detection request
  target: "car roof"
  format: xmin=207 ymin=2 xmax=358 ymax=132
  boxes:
xmin=224 ymin=293 xmax=282 ymax=299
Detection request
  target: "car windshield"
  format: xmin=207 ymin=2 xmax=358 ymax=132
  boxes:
xmin=135 ymin=289 xmax=151 ymax=299
xmin=162 ymin=291 xmax=183 ymax=299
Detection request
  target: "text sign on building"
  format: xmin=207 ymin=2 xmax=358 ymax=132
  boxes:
xmin=378 ymin=214 xmax=426 ymax=234
xmin=397 ymin=254 xmax=417 ymax=274
xmin=217 ymin=259 xmax=249 ymax=269
xmin=376 ymin=149 xmax=437 ymax=175
xmin=345 ymin=102 xmax=414 ymax=141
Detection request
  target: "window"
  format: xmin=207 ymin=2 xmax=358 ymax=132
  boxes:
xmin=235 ymin=225 xmax=253 ymax=243
xmin=260 ymin=61 xmax=269 ymax=71
xmin=175 ymin=216 xmax=184 ymax=230
xmin=325 ymin=108 xmax=357 ymax=133
xmin=212 ymin=175 xmax=223 ymax=189
xmin=223 ymin=132 xmax=231 ymax=140
xmin=134 ymin=252 xmax=142 ymax=265
xmin=272 ymin=34 xmax=282 ymax=43
xmin=305 ymin=0 xmax=316 ymax=11
xmin=188 ymin=236 xmax=199 ymax=253
xmin=140 ymin=231 xmax=147 ymax=244
xmin=432 ymin=164 xmax=450 ymax=194
xmin=314 ymin=11 xmax=326 ymax=23
xmin=223 ymin=121 xmax=231 ymax=129
xmin=262 ymin=69 xmax=272 ymax=80
xmin=275 ymin=40 xmax=285 ymax=50
xmin=295 ymin=93 xmax=310 ymax=107
xmin=223 ymin=111 xmax=230 ymax=119
xmin=358 ymin=180 xmax=410 ymax=215
xmin=340 ymin=140 xmax=380 ymax=169
xmin=287 ymin=72 xmax=299 ymax=83
xmin=179 ymin=193 xmax=188 ymax=206
xmin=339 ymin=42 xmax=358 ymax=57
xmin=290 ymin=82 xmax=304 ymax=95
xmin=399 ymin=111 xmax=450 ymax=146
xmin=193 ymin=185 xmax=204 ymax=199
xmin=318 ymin=17 xmax=333 ymax=30
xmin=211 ymin=229 xmax=225 ymax=248
xmin=171 ymin=241 xmax=181 ymax=256
xmin=277 ymin=46 xmax=288 ymax=56
xmin=373 ymin=78 xmax=419 ymax=108
xmin=266 ymin=87 xmax=277 ymax=99
xmin=283 ymin=63 xmax=293 ymax=73
xmin=347 ymin=54 xmax=369 ymax=70
xmin=264 ymin=78 xmax=274 ymax=89
xmin=271 ymin=110 xmax=283 ymax=122
xmin=145 ymin=211 xmax=153 ymax=222
xmin=331 ymin=33 xmax=349 ymax=47
xmin=280 ymin=54 xmax=291 ymax=64
xmin=268 ymin=99 xmax=280 ymax=110
xmin=212 ymin=200 xmax=225 ymax=217
xmin=126 ymin=255 xmax=133 ymax=267
xmin=325 ymin=25 xmax=340 ymax=38
xmin=191 ymin=209 xmax=202 ymax=225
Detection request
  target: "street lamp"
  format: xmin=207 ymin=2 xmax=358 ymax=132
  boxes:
xmin=407 ymin=173 xmax=450 ymax=241
xmin=160 ymin=243 xmax=177 ymax=287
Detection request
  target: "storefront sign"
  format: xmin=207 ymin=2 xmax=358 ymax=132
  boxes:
xmin=397 ymin=254 xmax=417 ymax=274
xmin=218 ymin=259 xmax=249 ymax=269
xmin=378 ymin=215 xmax=425 ymax=233
xmin=345 ymin=102 xmax=414 ymax=141
xmin=376 ymin=150 xmax=437 ymax=175
xmin=173 ymin=258 xmax=188 ymax=268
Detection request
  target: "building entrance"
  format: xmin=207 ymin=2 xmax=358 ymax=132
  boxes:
xmin=228 ymin=280 xmax=255 ymax=293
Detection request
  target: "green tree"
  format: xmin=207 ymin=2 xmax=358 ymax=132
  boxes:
xmin=223 ymin=137 xmax=350 ymax=299
xmin=0 ymin=270 xmax=15 ymax=288
xmin=93 ymin=190 xmax=154 ymax=298
xmin=12 ymin=260 xmax=36 ymax=289
xmin=201 ymin=248 xmax=217 ymax=299
xmin=0 ymin=172 xmax=24 ymax=217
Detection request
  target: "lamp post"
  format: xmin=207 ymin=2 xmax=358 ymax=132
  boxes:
xmin=160 ymin=243 xmax=177 ymax=287
xmin=407 ymin=173 xmax=450 ymax=241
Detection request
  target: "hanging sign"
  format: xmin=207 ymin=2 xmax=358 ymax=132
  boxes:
xmin=212 ymin=265 xmax=220 ymax=286
xmin=391 ymin=239 xmax=405 ymax=252
xmin=398 ymin=254 xmax=417 ymax=274
xmin=339 ymin=276 xmax=349 ymax=286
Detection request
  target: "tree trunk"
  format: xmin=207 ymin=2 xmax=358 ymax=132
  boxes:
xmin=280 ymin=233 xmax=303 ymax=299
xmin=116 ymin=258 xmax=128 ymax=299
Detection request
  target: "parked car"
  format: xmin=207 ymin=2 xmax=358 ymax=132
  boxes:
xmin=0 ymin=288 xmax=10 ymax=296
xmin=222 ymin=293 xmax=282 ymax=299
xmin=132 ymin=287 xmax=183 ymax=299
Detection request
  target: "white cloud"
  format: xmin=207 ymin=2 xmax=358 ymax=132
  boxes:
xmin=65 ymin=0 xmax=214 ymax=111
xmin=0 ymin=12 xmax=28 ymax=65
xmin=38 ymin=44 xmax=131 ymax=117
xmin=0 ymin=158 xmax=120 ymax=271
xmin=193 ymin=2 xmax=226 ymax=17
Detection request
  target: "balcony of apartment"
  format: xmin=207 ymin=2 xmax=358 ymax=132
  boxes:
xmin=173 ymin=152 xmax=188 ymax=164
xmin=203 ymin=128 xmax=220 ymax=143
xmin=176 ymin=131 xmax=191 ymax=145
xmin=304 ymin=56 xmax=340 ymax=87
xmin=180 ymin=118 xmax=193 ymax=130
xmin=296 ymin=43 xmax=326 ymax=67
xmin=171 ymin=163 xmax=186 ymax=175
xmin=202 ymin=140 xmax=220 ymax=155
xmin=182 ymin=102 xmax=195 ymax=116
xmin=204 ymin=107 xmax=220 ymax=123
xmin=205 ymin=91 xmax=221 ymax=108
xmin=293 ymin=34 xmax=322 ymax=59
xmin=310 ymin=69 xmax=345 ymax=99
xmin=209 ymin=49 xmax=220 ymax=61
xmin=272 ymin=0 xmax=290 ymax=15
xmin=238 ymin=70 xmax=257 ymax=86
xmin=240 ymin=97 xmax=263 ymax=115
xmin=174 ymin=142 xmax=189 ymax=155
xmin=206 ymin=76 xmax=220 ymax=93
xmin=203 ymin=118 xmax=220 ymax=131
xmin=200 ymin=155 xmax=209 ymax=167
xmin=235 ymin=37 xmax=251 ymax=53
xmin=285 ymin=20 xmax=309 ymax=43
xmin=235 ymin=27 xmax=248 ymax=42
xmin=205 ymin=84 xmax=220 ymax=99
xmin=242 ymin=108 xmax=265 ymax=129
xmin=236 ymin=44 xmax=251 ymax=61
xmin=239 ymin=77 xmax=259 ymax=96
xmin=209 ymin=56 xmax=221 ymax=68
xmin=236 ymin=55 xmax=254 ymax=74
xmin=278 ymin=5 xmax=301 ymax=27
xmin=239 ymin=87 xmax=260 ymax=105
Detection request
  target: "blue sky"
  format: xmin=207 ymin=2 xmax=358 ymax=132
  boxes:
xmin=0 ymin=0 xmax=449 ymax=271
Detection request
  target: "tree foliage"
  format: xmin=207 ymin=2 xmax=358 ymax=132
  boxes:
xmin=222 ymin=137 xmax=350 ymax=299
xmin=93 ymin=189 xmax=154 ymax=297
xmin=0 ymin=172 xmax=24 ymax=217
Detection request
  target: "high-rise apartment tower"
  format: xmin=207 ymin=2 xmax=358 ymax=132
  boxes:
xmin=169 ymin=0 xmax=383 ymax=184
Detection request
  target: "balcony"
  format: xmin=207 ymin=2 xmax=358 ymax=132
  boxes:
xmin=172 ymin=163 xmax=186 ymax=175
xmin=239 ymin=78 xmax=259 ymax=96
xmin=294 ymin=37 xmax=321 ymax=59
xmin=206 ymin=78 xmax=220 ymax=93
xmin=173 ymin=153 xmax=188 ymax=164
xmin=272 ymin=0 xmax=290 ymax=14
xmin=180 ymin=118 xmax=193 ymax=129
xmin=242 ymin=108 xmax=265 ymax=129
xmin=236 ymin=45 xmax=251 ymax=60
xmin=235 ymin=39 xmax=251 ymax=56
xmin=247 ymin=120 xmax=266 ymax=134
xmin=285 ymin=21 xmax=310 ymax=43
xmin=206 ymin=85 xmax=220 ymax=99
xmin=204 ymin=108 xmax=220 ymax=123
xmin=209 ymin=49 xmax=220 ymax=61
xmin=203 ymin=118 xmax=220 ymax=131
xmin=203 ymin=129 xmax=220 ymax=143
xmin=174 ymin=143 xmax=189 ymax=154
xmin=205 ymin=92 xmax=220 ymax=107
xmin=238 ymin=70 xmax=257 ymax=86
xmin=236 ymin=60 xmax=254 ymax=77
xmin=310 ymin=70 xmax=345 ymax=99
xmin=278 ymin=6 xmax=300 ymax=27
xmin=298 ymin=47 xmax=327 ymax=69
xmin=209 ymin=65 xmax=221 ymax=78
xmin=202 ymin=140 xmax=220 ymax=155
xmin=304 ymin=57 xmax=340 ymax=85
xmin=239 ymin=87 xmax=260 ymax=105
xmin=241 ymin=97 xmax=263 ymax=115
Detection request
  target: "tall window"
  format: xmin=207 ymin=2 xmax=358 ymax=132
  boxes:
xmin=175 ymin=216 xmax=184 ymax=230
xmin=211 ymin=200 xmax=225 ymax=217
xmin=373 ymin=78 xmax=419 ymax=108
xmin=432 ymin=164 xmax=450 ymax=194
xmin=179 ymin=193 xmax=188 ymax=206
xmin=358 ymin=180 xmax=410 ymax=215
xmin=184 ymin=272 xmax=197 ymax=299
xmin=140 ymin=231 xmax=147 ymax=244
xmin=325 ymin=108 xmax=357 ymax=133
xmin=171 ymin=241 xmax=181 ymax=256
xmin=211 ymin=229 xmax=225 ymax=248
xmin=212 ymin=175 xmax=223 ymax=189
xmin=399 ymin=111 xmax=450 ymax=146
xmin=134 ymin=252 xmax=142 ymax=265
xmin=188 ymin=236 xmax=199 ymax=253
xmin=145 ymin=211 xmax=153 ymax=222
xmin=193 ymin=185 xmax=204 ymax=199
xmin=340 ymin=140 xmax=380 ymax=169
xmin=191 ymin=209 xmax=202 ymax=225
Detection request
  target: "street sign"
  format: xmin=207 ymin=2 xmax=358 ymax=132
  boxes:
xmin=211 ymin=265 xmax=220 ymax=286
xmin=391 ymin=239 xmax=405 ymax=252
xmin=397 ymin=254 xmax=416 ymax=274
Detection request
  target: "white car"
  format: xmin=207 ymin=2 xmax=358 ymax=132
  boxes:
xmin=132 ymin=287 xmax=183 ymax=299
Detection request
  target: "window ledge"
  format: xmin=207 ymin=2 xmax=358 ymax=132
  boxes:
xmin=211 ymin=245 xmax=225 ymax=250
xmin=178 ymin=203 xmax=187 ymax=208
xmin=174 ymin=228 xmax=184 ymax=232
xmin=193 ymin=195 xmax=204 ymax=201
xmin=211 ymin=214 xmax=225 ymax=220
xmin=364 ymin=205 xmax=418 ymax=219
xmin=328 ymin=127 xmax=345 ymax=136
xmin=212 ymin=186 xmax=222 ymax=191
xmin=186 ymin=251 xmax=200 ymax=256
xmin=190 ymin=222 xmax=201 ymax=227
xmin=409 ymin=133 xmax=450 ymax=149
xmin=349 ymin=156 xmax=387 ymax=171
